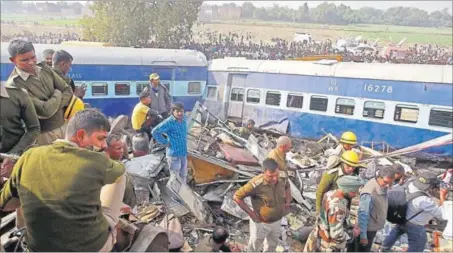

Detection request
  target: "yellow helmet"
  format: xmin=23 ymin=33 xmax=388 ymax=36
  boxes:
xmin=340 ymin=131 xmax=357 ymax=145
xmin=340 ymin=150 xmax=363 ymax=167
xmin=149 ymin=73 xmax=160 ymax=81
xmin=64 ymin=95 xmax=85 ymax=120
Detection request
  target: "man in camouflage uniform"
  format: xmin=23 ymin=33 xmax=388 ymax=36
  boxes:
xmin=304 ymin=176 xmax=365 ymax=252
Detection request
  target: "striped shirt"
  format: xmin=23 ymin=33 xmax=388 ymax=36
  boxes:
xmin=151 ymin=115 xmax=188 ymax=157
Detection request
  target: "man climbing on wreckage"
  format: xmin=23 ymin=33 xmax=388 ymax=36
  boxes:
xmin=0 ymin=109 xmax=127 ymax=252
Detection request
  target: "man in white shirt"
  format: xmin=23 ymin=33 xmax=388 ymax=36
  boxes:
xmin=381 ymin=172 xmax=449 ymax=252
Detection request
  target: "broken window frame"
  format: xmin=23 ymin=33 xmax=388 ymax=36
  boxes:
xmin=429 ymin=108 xmax=453 ymax=128
xmin=287 ymin=93 xmax=304 ymax=109
xmin=188 ymin=82 xmax=202 ymax=94
xmin=335 ymin=97 xmax=355 ymax=115
xmin=91 ymin=82 xmax=108 ymax=96
xmin=363 ymin=100 xmax=385 ymax=119
xmin=265 ymin=91 xmax=281 ymax=106
xmin=246 ymin=89 xmax=261 ymax=104
xmin=230 ymin=87 xmax=244 ymax=102
xmin=394 ymin=104 xmax=419 ymax=123
xmin=205 ymin=86 xmax=217 ymax=100
xmin=309 ymin=95 xmax=328 ymax=112
xmin=114 ymin=82 xmax=131 ymax=96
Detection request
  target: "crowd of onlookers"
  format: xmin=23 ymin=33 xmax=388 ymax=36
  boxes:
xmin=1 ymin=29 xmax=451 ymax=65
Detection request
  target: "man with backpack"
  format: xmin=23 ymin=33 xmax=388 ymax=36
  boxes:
xmin=382 ymin=171 xmax=449 ymax=252
xmin=355 ymin=166 xmax=395 ymax=252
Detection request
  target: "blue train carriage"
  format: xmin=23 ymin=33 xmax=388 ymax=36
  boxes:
xmin=1 ymin=43 xmax=208 ymax=117
xmin=204 ymin=58 xmax=453 ymax=156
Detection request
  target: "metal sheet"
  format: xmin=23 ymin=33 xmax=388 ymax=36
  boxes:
xmin=124 ymin=153 xmax=165 ymax=178
xmin=218 ymin=143 xmax=259 ymax=166
xmin=220 ymin=192 xmax=252 ymax=220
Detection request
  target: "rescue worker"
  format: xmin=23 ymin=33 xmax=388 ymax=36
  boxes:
xmin=325 ymin=131 xmax=362 ymax=169
xmin=233 ymin=158 xmax=291 ymax=252
xmin=0 ymin=109 xmax=126 ymax=252
xmin=52 ymin=49 xmax=86 ymax=99
xmin=42 ymin=48 xmax=55 ymax=66
xmin=146 ymin=73 xmax=171 ymax=119
xmin=194 ymin=226 xmax=234 ymax=252
xmin=356 ymin=166 xmax=395 ymax=252
xmin=6 ymin=39 xmax=73 ymax=145
xmin=267 ymin=136 xmax=292 ymax=177
xmin=0 ymin=83 xmax=40 ymax=179
xmin=237 ymin=119 xmax=255 ymax=139
xmin=316 ymin=150 xmax=362 ymax=214
xmin=105 ymin=133 xmax=137 ymax=210
xmin=304 ymin=176 xmax=364 ymax=252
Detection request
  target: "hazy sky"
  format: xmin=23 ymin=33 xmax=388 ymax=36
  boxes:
xmin=204 ymin=1 xmax=452 ymax=13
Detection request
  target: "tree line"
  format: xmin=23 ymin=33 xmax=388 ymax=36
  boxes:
xmin=220 ymin=2 xmax=452 ymax=28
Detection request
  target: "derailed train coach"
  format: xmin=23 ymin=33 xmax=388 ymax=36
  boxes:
xmin=203 ymin=58 xmax=453 ymax=156
xmin=0 ymin=43 xmax=208 ymax=116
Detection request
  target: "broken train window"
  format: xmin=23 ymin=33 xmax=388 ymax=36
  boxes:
xmin=247 ymin=89 xmax=260 ymax=104
xmin=394 ymin=104 xmax=419 ymax=123
xmin=363 ymin=101 xmax=385 ymax=119
xmin=265 ymin=91 xmax=281 ymax=106
xmin=335 ymin=98 xmax=355 ymax=115
xmin=230 ymin=88 xmax=244 ymax=102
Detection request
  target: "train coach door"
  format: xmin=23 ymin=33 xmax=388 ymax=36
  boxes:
xmin=152 ymin=67 xmax=175 ymax=100
xmin=226 ymin=73 xmax=247 ymax=121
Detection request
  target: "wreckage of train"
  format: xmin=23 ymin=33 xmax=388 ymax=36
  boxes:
xmin=1 ymin=43 xmax=452 ymax=156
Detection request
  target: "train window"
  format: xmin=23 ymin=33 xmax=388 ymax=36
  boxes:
xmin=394 ymin=104 xmax=419 ymax=123
xmin=429 ymin=108 xmax=453 ymax=128
xmin=188 ymin=82 xmax=201 ymax=94
xmin=310 ymin=95 xmax=328 ymax=111
xmin=230 ymin=88 xmax=244 ymax=102
xmin=287 ymin=94 xmax=303 ymax=108
xmin=247 ymin=89 xmax=260 ymax=104
xmin=335 ymin=98 xmax=355 ymax=115
xmin=136 ymin=83 xmax=148 ymax=95
xmin=206 ymin=86 xmax=217 ymax=99
xmin=363 ymin=101 xmax=385 ymax=119
xmin=115 ymin=82 xmax=130 ymax=96
xmin=266 ymin=91 xmax=281 ymax=106
xmin=91 ymin=83 xmax=108 ymax=96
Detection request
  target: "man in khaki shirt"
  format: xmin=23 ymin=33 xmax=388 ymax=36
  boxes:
xmin=234 ymin=158 xmax=291 ymax=252
xmin=5 ymin=39 xmax=73 ymax=145
xmin=267 ymin=136 xmax=292 ymax=177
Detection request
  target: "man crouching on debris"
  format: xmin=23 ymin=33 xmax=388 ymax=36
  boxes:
xmin=316 ymin=150 xmax=362 ymax=214
xmin=0 ymin=109 xmax=127 ymax=252
xmin=304 ymin=176 xmax=364 ymax=252
xmin=233 ymin=158 xmax=291 ymax=252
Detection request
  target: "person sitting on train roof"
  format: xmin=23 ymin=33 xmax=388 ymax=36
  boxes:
xmin=42 ymin=48 xmax=54 ymax=66
xmin=52 ymin=49 xmax=86 ymax=99
xmin=5 ymin=39 xmax=73 ymax=146
xmin=0 ymin=109 xmax=126 ymax=252
xmin=0 ymin=83 xmax=40 ymax=180
xmin=146 ymin=73 xmax=172 ymax=119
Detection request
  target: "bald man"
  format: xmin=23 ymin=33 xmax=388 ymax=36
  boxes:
xmin=267 ymin=136 xmax=292 ymax=177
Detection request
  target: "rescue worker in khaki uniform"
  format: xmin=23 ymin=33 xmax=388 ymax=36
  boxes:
xmin=234 ymin=158 xmax=291 ymax=252
xmin=52 ymin=49 xmax=86 ymax=99
xmin=304 ymin=176 xmax=365 ymax=252
xmin=5 ymin=40 xmax=73 ymax=146
xmin=0 ymin=84 xmax=40 ymax=179
xmin=267 ymin=136 xmax=292 ymax=178
xmin=316 ymin=150 xmax=362 ymax=214
xmin=0 ymin=109 xmax=126 ymax=252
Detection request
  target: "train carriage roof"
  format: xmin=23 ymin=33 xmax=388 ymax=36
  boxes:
xmin=0 ymin=43 xmax=208 ymax=67
xmin=209 ymin=58 xmax=453 ymax=84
